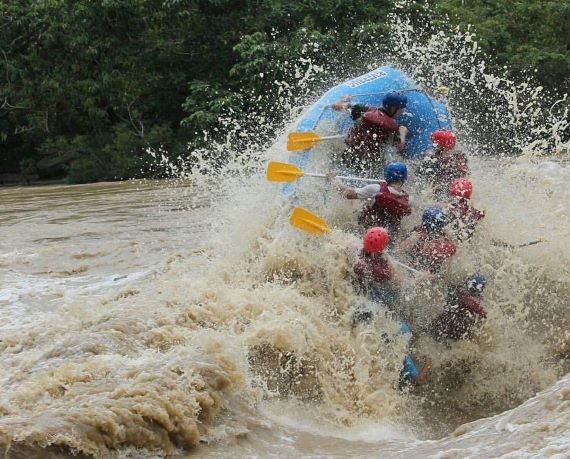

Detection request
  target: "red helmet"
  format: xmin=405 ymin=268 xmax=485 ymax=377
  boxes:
xmin=363 ymin=227 xmax=389 ymax=254
xmin=450 ymin=177 xmax=473 ymax=198
xmin=431 ymin=129 xmax=457 ymax=150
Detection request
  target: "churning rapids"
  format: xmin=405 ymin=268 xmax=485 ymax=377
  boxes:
xmin=0 ymin=151 xmax=569 ymax=458
xmin=1 ymin=5 xmax=570 ymax=457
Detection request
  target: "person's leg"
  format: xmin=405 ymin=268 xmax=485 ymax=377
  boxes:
xmin=371 ymin=283 xmax=402 ymax=318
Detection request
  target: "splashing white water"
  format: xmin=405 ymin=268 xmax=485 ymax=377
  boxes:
xmin=0 ymin=3 xmax=569 ymax=458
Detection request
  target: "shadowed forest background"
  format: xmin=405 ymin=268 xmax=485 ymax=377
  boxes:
xmin=1 ymin=0 xmax=568 ymax=184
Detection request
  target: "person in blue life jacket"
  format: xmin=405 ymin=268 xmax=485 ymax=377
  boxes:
xmin=327 ymin=161 xmax=413 ymax=238
xmin=331 ymin=91 xmax=409 ymax=176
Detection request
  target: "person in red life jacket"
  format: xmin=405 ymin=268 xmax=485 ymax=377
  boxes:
xmin=399 ymin=207 xmax=457 ymax=274
xmin=446 ymin=178 xmax=485 ymax=241
xmin=430 ymin=273 xmax=487 ymax=340
xmin=326 ymin=161 xmax=412 ymax=237
xmin=351 ymin=227 xmax=431 ymax=324
xmin=331 ymin=91 xmax=409 ymax=176
xmin=351 ymin=227 xmax=400 ymax=324
xmin=416 ymin=129 xmax=469 ymax=200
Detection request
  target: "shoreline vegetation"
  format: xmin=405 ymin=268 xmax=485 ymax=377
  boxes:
xmin=0 ymin=173 xmax=63 ymax=187
xmin=1 ymin=0 xmax=568 ymax=185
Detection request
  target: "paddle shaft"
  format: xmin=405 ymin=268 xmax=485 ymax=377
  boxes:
xmin=303 ymin=172 xmax=380 ymax=183
xmin=492 ymin=239 xmax=543 ymax=249
xmin=386 ymin=255 xmax=422 ymax=275
xmin=517 ymin=240 xmax=543 ymax=248
xmin=289 ymin=207 xmax=421 ymax=274
xmin=287 ymin=132 xmax=345 ymax=151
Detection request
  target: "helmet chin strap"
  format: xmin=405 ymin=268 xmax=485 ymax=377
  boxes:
xmin=385 ymin=107 xmax=399 ymax=117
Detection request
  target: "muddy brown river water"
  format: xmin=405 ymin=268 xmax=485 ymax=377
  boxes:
xmin=0 ymin=163 xmax=569 ymax=457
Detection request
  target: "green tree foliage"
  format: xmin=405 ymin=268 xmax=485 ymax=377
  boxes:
xmin=434 ymin=0 xmax=570 ymax=94
xmin=1 ymin=0 xmax=193 ymax=182
xmin=181 ymin=0 xmax=394 ymax=145
xmin=0 ymin=0 xmax=567 ymax=183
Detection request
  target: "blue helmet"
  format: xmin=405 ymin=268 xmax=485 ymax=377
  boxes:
xmin=382 ymin=91 xmax=408 ymax=109
xmin=399 ymin=322 xmax=411 ymax=335
xmin=422 ymin=207 xmax=448 ymax=232
xmin=384 ymin=161 xmax=408 ymax=183
xmin=466 ymin=273 xmax=487 ymax=295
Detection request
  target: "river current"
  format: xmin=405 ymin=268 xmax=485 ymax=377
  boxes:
xmin=0 ymin=149 xmax=569 ymax=457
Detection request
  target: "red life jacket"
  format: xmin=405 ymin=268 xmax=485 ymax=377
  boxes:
xmin=448 ymin=199 xmax=485 ymax=241
xmin=353 ymin=253 xmax=393 ymax=284
xmin=410 ymin=227 xmax=457 ymax=273
xmin=420 ymin=149 xmax=469 ymax=196
xmin=345 ymin=107 xmax=399 ymax=158
xmin=431 ymin=291 xmax=486 ymax=340
xmin=440 ymin=151 xmax=468 ymax=178
xmin=359 ymin=181 xmax=411 ymax=233
xmin=457 ymin=293 xmax=487 ymax=318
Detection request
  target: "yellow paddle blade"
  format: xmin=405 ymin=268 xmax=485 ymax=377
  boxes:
xmin=290 ymin=207 xmax=331 ymax=235
xmin=266 ymin=161 xmax=304 ymax=182
xmin=287 ymin=131 xmax=321 ymax=151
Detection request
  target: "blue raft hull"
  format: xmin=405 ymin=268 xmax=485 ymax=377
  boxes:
xmin=284 ymin=66 xmax=452 ymax=194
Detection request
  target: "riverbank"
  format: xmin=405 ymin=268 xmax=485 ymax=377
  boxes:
xmin=0 ymin=173 xmax=69 ymax=187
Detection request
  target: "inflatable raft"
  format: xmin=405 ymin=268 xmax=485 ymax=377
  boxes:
xmin=284 ymin=66 xmax=452 ymax=194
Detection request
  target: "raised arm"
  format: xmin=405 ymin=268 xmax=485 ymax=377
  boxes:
xmin=331 ymin=95 xmax=352 ymax=112
xmin=326 ymin=172 xmax=380 ymax=200
xmin=326 ymin=172 xmax=358 ymax=198
xmin=414 ymin=355 xmax=432 ymax=385
xmin=331 ymin=95 xmax=371 ymax=121
xmin=397 ymin=125 xmax=409 ymax=150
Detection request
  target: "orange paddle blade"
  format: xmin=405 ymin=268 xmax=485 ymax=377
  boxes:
xmin=289 ymin=207 xmax=331 ymax=235
xmin=266 ymin=161 xmax=304 ymax=182
xmin=287 ymin=131 xmax=322 ymax=151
